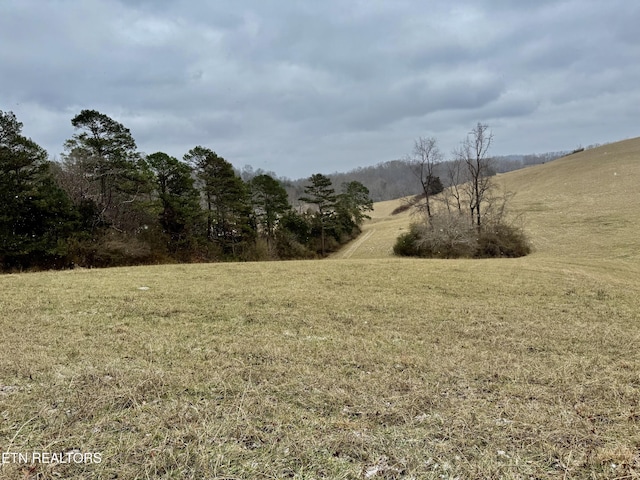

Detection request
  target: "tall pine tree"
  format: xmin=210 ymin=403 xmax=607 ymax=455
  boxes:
xmin=63 ymin=110 xmax=151 ymax=232
xmin=146 ymin=152 xmax=203 ymax=256
xmin=249 ymin=174 xmax=290 ymax=246
xmin=184 ymin=147 xmax=253 ymax=257
xmin=0 ymin=111 xmax=77 ymax=270
xmin=300 ymin=173 xmax=337 ymax=256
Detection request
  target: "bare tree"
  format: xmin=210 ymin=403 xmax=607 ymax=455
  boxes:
xmin=394 ymin=124 xmax=530 ymax=259
xmin=457 ymin=123 xmax=494 ymax=229
xmin=442 ymin=157 xmax=465 ymax=214
xmin=410 ymin=136 xmax=443 ymax=220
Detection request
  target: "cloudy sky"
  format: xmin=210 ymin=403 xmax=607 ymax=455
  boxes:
xmin=2 ymin=0 xmax=639 ymax=178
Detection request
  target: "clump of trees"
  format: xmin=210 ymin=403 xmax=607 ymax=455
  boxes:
xmin=0 ymin=109 xmax=373 ymax=271
xmin=0 ymin=111 xmax=78 ymax=270
xmin=298 ymin=174 xmax=374 ymax=256
xmin=394 ymin=123 xmax=531 ymax=259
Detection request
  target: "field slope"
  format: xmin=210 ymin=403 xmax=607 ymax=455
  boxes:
xmin=334 ymin=137 xmax=640 ymax=269
xmin=1 ymin=139 xmax=639 ymax=479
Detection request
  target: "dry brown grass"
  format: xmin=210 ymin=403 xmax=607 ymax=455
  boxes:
xmin=1 ymin=139 xmax=640 ymax=478
xmin=334 ymin=198 xmax=414 ymax=259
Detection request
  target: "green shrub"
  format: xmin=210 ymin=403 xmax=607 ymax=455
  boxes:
xmin=393 ymin=225 xmax=425 ymax=257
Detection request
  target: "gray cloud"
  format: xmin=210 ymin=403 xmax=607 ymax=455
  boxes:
xmin=1 ymin=0 xmax=638 ymax=178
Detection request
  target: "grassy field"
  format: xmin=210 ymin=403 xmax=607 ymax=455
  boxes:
xmin=1 ymin=139 xmax=640 ymax=478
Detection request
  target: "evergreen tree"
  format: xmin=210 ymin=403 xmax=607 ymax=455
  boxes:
xmin=184 ymin=146 xmax=253 ymax=256
xmin=299 ymin=173 xmax=337 ymax=255
xmin=63 ymin=109 xmax=151 ymax=232
xmin=249 ymin=174 xmax=290 ymax=246
xmin=426 ymin=175 xmax=444 ymax=196
xmin=336 ymin=181 xmax=374 ymax=232
xmin=145 ymin=152 xmax=202 ymax=256
xmin=0 ymin=111 xmax=78 ymax=269
xmin=275 ymin=210 xmax=314 ymax=259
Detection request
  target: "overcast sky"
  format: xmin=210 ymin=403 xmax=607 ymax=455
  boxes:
xmin=2 ymin=0 xmax=639 ymax=178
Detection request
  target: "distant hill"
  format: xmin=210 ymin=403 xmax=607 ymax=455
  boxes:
xmin=500 ymin=136 xmax=640 ymax=263
xmin=280 ymin=151 xmax=569 ymax=205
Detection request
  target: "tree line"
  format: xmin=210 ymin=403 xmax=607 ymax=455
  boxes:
xmin=282 ymin=150 xmax=566 ymax=204
xmin=0 ymin=109 xmax=373 ymax=271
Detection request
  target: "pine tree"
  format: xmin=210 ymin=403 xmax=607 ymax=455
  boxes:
xmin=299 ymin=173 xmax=337 ymax=255
xmin=145 ymin=152 xmax=202 ymax=256
xmin=63 ymin=109 xmax=151 ymax=232
xmin=0 ymin=111 xmax=78 ymax=269
xmin=336 ymin=181 xmax=374 ymax=231
xmin=184 ymin=147 xmax=253 ymax=257
xmin=249 ymin=174 xmax=290 ymax=246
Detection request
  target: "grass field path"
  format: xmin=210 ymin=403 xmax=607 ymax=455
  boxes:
xmin=339 ymin=228 xmax=376 ymax=258
xmin=331 ymin=197 xmax=413 ymax=259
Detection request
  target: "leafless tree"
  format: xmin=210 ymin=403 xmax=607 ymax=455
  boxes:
xmin=442 ymin=156 xmax=465 ymax=214
xmin=410 ymin=136 xmax=443 ymax=220
xmin=394 ymin=124 xmax=530 ymax=258
xmin=457 ymin=123 xmax=494 ymax=229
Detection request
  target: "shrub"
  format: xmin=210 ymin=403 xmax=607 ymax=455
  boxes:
xmin=391 ymin=203 xmax=412 ymax=215
xmin=393 ymin=226 xmax=424 ymax=257
xmin=240 ymin=237 xmax=272 ymax=261
xmin=415 ymin=213 xmax=478 ymax=258
xmin=394 ymin=213 xmax=530 ymax=259
xmin=274 ymin=230 xmax=316 ymax=259
xmin=69 ymin=233 xmax=161 ymax=268
xmin=476 ymin=223 xmax=531 ymax=258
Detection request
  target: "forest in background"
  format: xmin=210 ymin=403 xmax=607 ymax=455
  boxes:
xmin=281 ymin=150 xmax=569 ymax=204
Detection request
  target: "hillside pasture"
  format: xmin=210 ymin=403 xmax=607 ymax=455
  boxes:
xmin=1 ymin=139 xmax=640 ymax=478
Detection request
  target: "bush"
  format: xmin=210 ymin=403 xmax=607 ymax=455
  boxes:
xmin=393 ymin=214 xmax=530 ymax=259
xmin=476 ymin=223 xmax=531 ymax=258
xmin=391 ymin=203 xmax=412 ymax=215
xmin=393 ymin=226 xmax=424 ymax=256
xmin=69 ymin=233 xmax=161 ymax=268
xmin=415 ymin=214 xmax=478 ymax=258
xmin=274 ymin=230 xmax=316 ymax=259
xmin=239 ymin=237 xmax=272 ymax=261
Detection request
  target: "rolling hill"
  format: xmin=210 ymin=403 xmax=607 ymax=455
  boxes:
xmin=334 ymin=137 xmax=640 ymax=275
